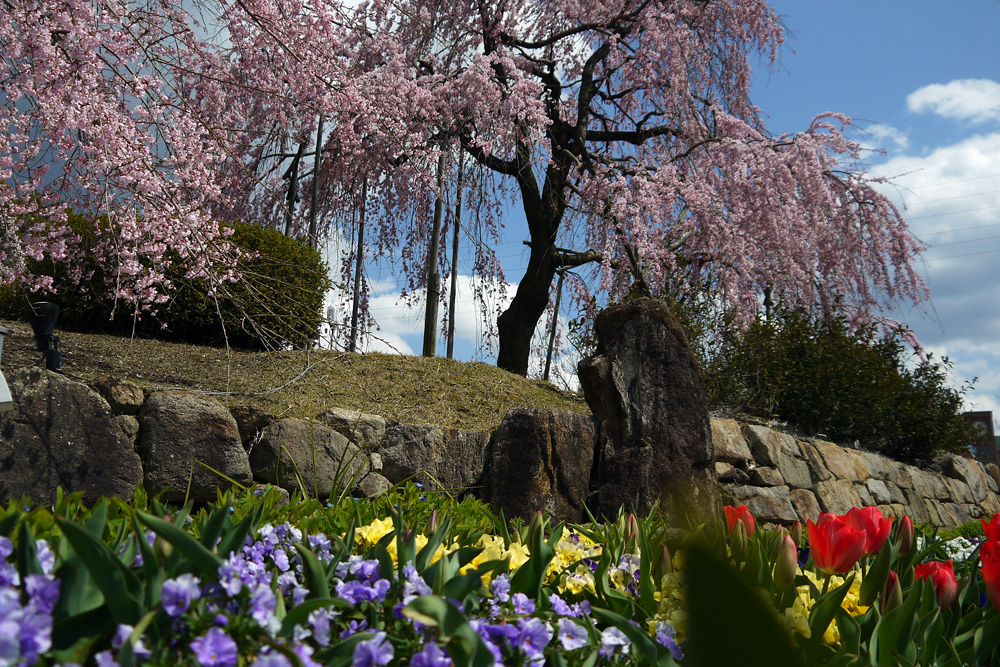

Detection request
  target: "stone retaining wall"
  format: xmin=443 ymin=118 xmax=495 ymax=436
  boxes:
xmin=714 ymin=418 xmax=1000 ymax=527
xmin=3 ymin=368 xmax=998 ymax=529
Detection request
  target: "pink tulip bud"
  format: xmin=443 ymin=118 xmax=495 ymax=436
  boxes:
xmin=789 ymin=521 xmax=802 ymax=546
xmin=880 ymin=570 xmax=902 ymax=613
xmin=772 ymin=534 xmax=798 ymax=589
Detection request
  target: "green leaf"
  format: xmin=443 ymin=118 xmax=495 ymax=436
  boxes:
xmin=293 ymin=542 xmax=331 ymax=599
xmin=83 ymin=498 xmax=109 ymax=539
xmin=56 ymin=517 xmax=144 ymax=625
xmin=509 ymin=520 xmax=555 ymax=601
xmin=216 ymin=503 xmax=261 ymax=559
xmin=280 ymin=598 xmax=352 ymax=637
xmin=684 ymin=542 xmax=805 ymax=667
xmin=198 ymin=503 xmax=232 ymax=550
xmin=50 ymin=605 xmax=115 ymax=664
xmin=875 ymin=578 xmax=925 ymax=666
xmin=402 ymin=596 xmax=495 ymax=667
xmin=314 ymin=632 xmax=378 ymax=667
xmin=809 ymin=573 xmax=856 ymax=647
xmin=135 ymin=510 xmax=223 ymax=576
xmin=859 ymin=540 xmax=894 ymax=607
xmin=974 ymin=612 xmax=1000 ymax=664
xmin=591 ymin=606 xmax=669 ymax=667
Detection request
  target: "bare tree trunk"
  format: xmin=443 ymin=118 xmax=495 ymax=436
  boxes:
xmin=282 ymin=141 xmax=307 ymax=236
xmin=446 ymin=151 xmax=465 ymax=359
xmin=349 ymin=178 xmax=368 ymax=353
xmin=307 ymin=116 xmax=324 ymax=249
xmin=422 ymin=154 xmax=446 ymax=357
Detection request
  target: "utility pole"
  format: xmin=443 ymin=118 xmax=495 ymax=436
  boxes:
xmin=348 ymin=178 xmax=368 ymax=353
xmin=543 ymin=268 xmax=566 ymax=382
xmin=446 ymin=151 xmax=465 ymax=359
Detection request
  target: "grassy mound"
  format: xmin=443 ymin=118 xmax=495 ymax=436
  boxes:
xmin=0 ymin=318 xmax=589 ymax=432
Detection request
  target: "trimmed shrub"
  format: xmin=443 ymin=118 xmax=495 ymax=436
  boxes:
xmin=704 ymin=308 xmax=976 ymax=464
xmin=1 ymin=213 xmax=331 ymax=350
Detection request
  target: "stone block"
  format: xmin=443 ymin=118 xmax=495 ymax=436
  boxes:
xmin=711 ymin=419 xmax=753 ymax=468
xmin=788 ymin=488 xmax=822 ymax=524
xmin=814 ymin=479 xmax=864 ymax=515
xmin=748 ymin=466 xmax=785 ymax=487
xmin=724 ymin=484 xmax=798 ymax=524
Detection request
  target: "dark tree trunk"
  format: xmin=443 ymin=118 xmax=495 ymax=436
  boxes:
xmin=496 ymin=234 xmax=558 ymax=375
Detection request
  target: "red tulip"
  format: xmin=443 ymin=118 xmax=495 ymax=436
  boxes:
xmin=724 ymin=505 xmax=755 ymax=537
xmin=915 ymin=560 xmax=957 ymax=608
xmin=983 ymin=512 xmax=1000 ymax=543
xmin=843 ymin=506 xmax=893 ymax=557
xmin=806 ymin=515 xmax=867 ymax=575
xmin=981 ymin=540 xmax=1000 ymax=612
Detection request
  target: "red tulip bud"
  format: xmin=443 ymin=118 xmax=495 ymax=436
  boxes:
xmin=915 ymin=560 xmax=957 ymax=608
xmin=724 ymin=505 xmax=755 ymax=537
xmin=896 ymin=515 xmax=914 ymax=555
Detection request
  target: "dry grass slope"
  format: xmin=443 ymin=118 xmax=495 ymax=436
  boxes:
xmin=0 ymin=318 xmax=589 ymax=432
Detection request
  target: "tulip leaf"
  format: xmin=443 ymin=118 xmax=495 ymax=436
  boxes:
xmin=56 ymin=517 xmax=144 ymax=625
xmin=402 ymin=596 xmax=495 ymax=667
xmin=293 ymin=542 xmax=331 ymax=600
xmin=509 ymin=520 xmax=555 ymax=601
xmin=684 ymin=542 xmax=805 ymax=667
xmin=974 ymin=613 xmax=1000 ymax=664
xmin=50 ymin=604 xmax=115 ymax=664
xmin=280 ymin=598 xmax=352 ymax=637
xmin=875 ymin=578 xmax=925 ymax=666
xmin=197 ymin=503 xmax=231 ymax=549
xmin=808 ymin=573 xmax=855 ymax=646
xmin=859 ymin=540 xmax=893 ymax=607
xmin=135 ymin=510 xmax=223 ymax=576
xmin=591 ymin=606 xmax=670 ymax=667
xmin=217 ymin=503 xmax=262 ymax=559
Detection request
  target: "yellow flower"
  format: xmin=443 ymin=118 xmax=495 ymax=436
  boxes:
xmin=355 ymin=517 xmax=395 ymax=547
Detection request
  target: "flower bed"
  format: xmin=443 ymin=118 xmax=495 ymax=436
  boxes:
xmin=2 ymin=484 xmax=1000 ymax=666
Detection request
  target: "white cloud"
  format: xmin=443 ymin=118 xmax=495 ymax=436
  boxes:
xmin=907 ymin=79 xmax=1000 ymax=124
xmin=860 ymin=123 xmax=910 ymax=152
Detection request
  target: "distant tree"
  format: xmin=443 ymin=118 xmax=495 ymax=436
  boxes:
xmin=2 ymin=0 xmax=928 ymax=375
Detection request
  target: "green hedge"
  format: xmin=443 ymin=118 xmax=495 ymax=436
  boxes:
xmin=703 ymin=308 xmax=976 ymax=464
xmin=1 ymin=213 xmax=331 ymax=350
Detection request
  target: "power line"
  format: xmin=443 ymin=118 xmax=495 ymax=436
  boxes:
xmin=918 ymin=220 xmax=1000 ymax=238
xmin=908 ymin=204 xmax=1000 ymax=220
xmin=923 ymin=246 xmax=1000 ymax=263
xmin=928 ymin=233 xmax=1000 ymax=248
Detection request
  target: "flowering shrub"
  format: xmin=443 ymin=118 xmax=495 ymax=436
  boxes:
xmin=2 ymin=489 xmax=1000 ymax=666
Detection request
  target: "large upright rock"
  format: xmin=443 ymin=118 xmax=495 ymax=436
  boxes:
xmin=479 ymin=408 xmax=595 ymax=523
xmin=578 ymin=298 xmax=720 ymax=525
xmin=251 ymin=418 xmax=371 ymax=499
xmin=1 ymin=368 xmax=143 ymax=504
xmin=138 ymin=391 xmax=252 ymax=502
xmin=378 ymin=423 xmax=489 ymax=491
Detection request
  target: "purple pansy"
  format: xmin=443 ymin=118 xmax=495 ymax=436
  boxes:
xmin=161 ymin=573 xmax=202 ymax=617
xmin=557 ymin=617 xmax=589 ymax=651
xmin=352 ymin=631 xmax=394 ymax=667
xmin=190 ymin=627 xmax=238 ymax=667
xmin=410 ymin=641 xmax=451 ymax=667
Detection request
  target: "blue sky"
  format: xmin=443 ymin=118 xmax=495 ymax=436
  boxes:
xmin=746 ymin=0 xmax=1000 ymax=421
xmin=323 ymin=1 xmax=1000 ymax=417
